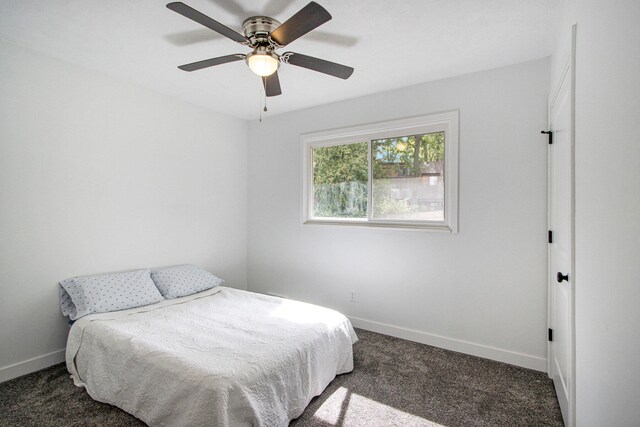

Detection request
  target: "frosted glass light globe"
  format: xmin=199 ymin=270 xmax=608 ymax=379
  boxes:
xmin=247 ymin=53 xmax=279 ymax=77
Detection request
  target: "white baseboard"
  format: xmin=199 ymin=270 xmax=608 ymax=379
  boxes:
xmin=349 ymin=316 xmax=547 ymax=372
xmin=0 ymin=349 xmax=66 ymax=383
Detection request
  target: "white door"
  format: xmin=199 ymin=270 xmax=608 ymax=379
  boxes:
xmin=548 ymin=25 xmax=576 ymax=427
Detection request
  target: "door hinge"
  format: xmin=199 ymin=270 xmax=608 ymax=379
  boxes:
xmin=548 ymin=230 xmax=553 ymax=243
xmin=541 ymin=130 xmax=553 ymax=144
xmin=548 ymin=328 xmax=553 ymax=342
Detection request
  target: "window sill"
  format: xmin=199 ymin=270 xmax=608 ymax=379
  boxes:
xmin=303 ymin=219 xmax=454 ymax=233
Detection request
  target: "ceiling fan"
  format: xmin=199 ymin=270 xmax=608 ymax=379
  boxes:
xmin=166 ymin=1 xmax=354 ymax=97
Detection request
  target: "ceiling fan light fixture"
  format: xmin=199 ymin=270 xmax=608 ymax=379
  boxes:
xmin=246 ymin=51 xmax=280 ymax=77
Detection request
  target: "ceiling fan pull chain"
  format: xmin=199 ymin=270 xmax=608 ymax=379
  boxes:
xmin=262 ymin=77 xmax=268 ymax=113
xmin=258 ymin=78 xmax=265 ymax=122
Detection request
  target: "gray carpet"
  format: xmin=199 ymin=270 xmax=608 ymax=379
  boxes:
xmin=0 ymin=329 xmax=563 ymax=426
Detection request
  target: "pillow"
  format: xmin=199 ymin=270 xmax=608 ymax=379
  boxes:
xmin=59 ymin=278 xmax=77 ymax=319
xmin=150 ymin=265 xmax=224 ymax=299
xmin=59 ymin=269 xmax=164 ymax=320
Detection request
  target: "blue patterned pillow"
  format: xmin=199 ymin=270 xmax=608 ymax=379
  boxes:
xmin=59 ymin=278 xmax=76 ymax=318
xmin=150 ymin=265 xmax=224 ymax=299
xmin=59 ymin=269 xmax=164 ymax=320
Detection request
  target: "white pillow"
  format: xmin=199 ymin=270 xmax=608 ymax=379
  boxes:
xmin=150 ymin=265 xmax=224 ymax=299
xmin=59 ymin=269 xmax=164 ymax=320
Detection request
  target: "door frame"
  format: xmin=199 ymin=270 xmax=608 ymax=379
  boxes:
xmin=547 ymin=23 xmax=576 ymax=427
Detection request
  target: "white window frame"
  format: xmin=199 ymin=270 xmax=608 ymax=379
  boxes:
xmin=301 ymin=110 xmax=459 ymax=232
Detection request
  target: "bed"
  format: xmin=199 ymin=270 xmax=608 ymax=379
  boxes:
xmin=65 ymin=286 xmax=358 ymax=426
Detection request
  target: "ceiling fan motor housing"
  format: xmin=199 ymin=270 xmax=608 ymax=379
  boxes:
xmin=242 ymin=16 xmax=281 ymax=45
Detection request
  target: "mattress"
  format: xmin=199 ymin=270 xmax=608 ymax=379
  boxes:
xmin=66 ymin=286 xmax=357 ymax=426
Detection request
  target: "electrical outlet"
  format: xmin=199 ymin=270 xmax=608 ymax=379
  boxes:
xmin=350 ymin=291 xmax=356 ymax=303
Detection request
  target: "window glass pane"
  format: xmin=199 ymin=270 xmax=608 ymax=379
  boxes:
xmin=371 ymin=132 xmax=445 ymax=221
xmin=312 ymin=142 xmax=368 ymax=218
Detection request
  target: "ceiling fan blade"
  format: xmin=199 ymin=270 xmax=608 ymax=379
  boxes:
xmin=270 ymin=2 xmax=331 ymax=47
xmin=166 ymin=2 xmax=248 ymax=44
xmin=282 ymin=52 xmax=354 ymax=79
xmin=262 ymin=72 xmax=282 ymax=97
xmin=178 ymin=54 xmax=245 ymax=72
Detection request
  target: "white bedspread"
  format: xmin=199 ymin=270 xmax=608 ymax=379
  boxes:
xmin=66 ymin=287 xmax=357 ymax=427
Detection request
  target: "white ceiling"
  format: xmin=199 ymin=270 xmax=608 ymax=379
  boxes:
xmin=0 ymin=0 xmax=562 ymax=120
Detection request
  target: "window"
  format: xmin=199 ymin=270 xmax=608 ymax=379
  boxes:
xmin=312 ymin=141 xmax=368 ymax=218
xmin=302 ymin=111 xmax=458 ymax=231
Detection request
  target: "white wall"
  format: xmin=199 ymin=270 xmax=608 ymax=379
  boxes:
xmin=553 ymin=1 xmax=640 ymax=425
xmin=0 ymin=41 xmax=248 ymax=381
xmin=247 ymin=58 xmax=550 ymax=370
